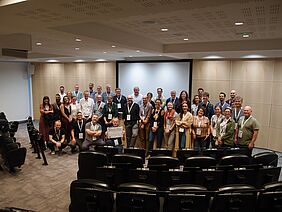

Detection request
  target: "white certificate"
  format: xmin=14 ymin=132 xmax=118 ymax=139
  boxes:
xmin=107 ymin=126 xmax=123 ymax=139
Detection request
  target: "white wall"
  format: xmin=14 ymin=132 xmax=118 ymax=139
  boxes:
xmin=118 ymin=61 xmax=191 ymax=98
xmin=0 ymin=62 xmax=31 ymax=121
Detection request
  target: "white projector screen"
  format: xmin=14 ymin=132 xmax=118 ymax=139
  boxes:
xmin=117 ymin=61 xmax=192 ymax=99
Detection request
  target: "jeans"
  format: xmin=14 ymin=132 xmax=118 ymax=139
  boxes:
xmin=179 ymin=130 xmax=186 ymax=149
xmin=194 ymin=137 xmax=206 ymax=152
xmin=125 ymin=122 xmax=139 ymax=148
xmin=148 ymin=128 xmax=164 ymax=151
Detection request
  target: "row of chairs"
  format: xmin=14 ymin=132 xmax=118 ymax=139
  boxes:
xmin=77 ymin=152 xmax=281 ymax=190
xmin=69 ymin=179 xmax=282 ymax=212
xmin=94 ymin=145 xmax=279 ymax=165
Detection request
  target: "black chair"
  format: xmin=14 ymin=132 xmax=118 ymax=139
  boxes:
xmin=211 ymin=184 xmax=257 ymax=212
xmin=184 ymin=156 xmax=217 ymax=169
xmin=116 ymin=182 xmax=159 ymax=212
xmin=112 ymin=154 xmax=144 ymax=169
xmin=203 ymin=148 xmax=225 ymax=163
xmin=225 ymin=147 xmax=250 ymax=156
xmin=69 ymin=179 xmax=114 ymax=212
xmin=194 ymin=170 xmax=224 ymax=191
xmin=255 ymin=167 xmax=282 ymax=188
xmin=124 ymin=148 xmax=146 ymax=164
xmin=150 ymin=148 xmax=173 ymax=156
xmin=95 ymin=146 xmax=119 ymax=163
xmin=164 ymin=184 xmax=210 ymax=212
xmin=176 ymin=149 xmax=198 ymax=165
xmin=226 ymin=169 xmax=258 ymax=186
xmin=148 ymin=156 xmax=180 ymax=170
xmin=257 ymin=181 xmax=282 ymax=212
xmin=128 ymin=169 xmax=158 ymax=187
xmin=219 ymin=154 xmax=250 ymax=167
xmin=252 ymin=151 xmax=278 ymax=167
xmin=77 ymin=151 xmax=108 ymax=179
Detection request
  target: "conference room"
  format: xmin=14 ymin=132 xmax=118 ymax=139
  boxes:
xmin=1 ymin=0 xmax=282 ymax=211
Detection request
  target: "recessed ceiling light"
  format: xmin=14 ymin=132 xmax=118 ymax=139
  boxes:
xmin=95 ymin=59 xmax=107 ymax=61
xmin=129 ymin=56 xmax=133 ymax=57
xmin=242 ymin=34 xmax=250 ymax=38
xmin=203 ymin=55 xmax=224 ymax=59
xmin=46 ymin=59 xmax=58 ymax=63
xmin=36 ymin=42 xmax=42 ymax=46
xmin=183 ymin=38 xmax=189 ymax=41
xmin=0 ymin=0 xmax=27 ymax=7
xmin=75 ymin=47 xmax=80 ymax=50
xmin=136 ymin=50 xmax=140 ymax=53
xmin=235 ymin=22 xmax=244 ymax=26
xmin=111 ymin=45 xmax=116 ymax=48
xmin=103 ymin=51 xmax=107 ymax=54
xmin=241 ymin=54 xmax=266 ymax=59
xmin=74 ymin=59 xmax=84 ymax=62
xmin=75 ymin=38 xmax=81 ymax=42
xmin=161 ymin=28 xmax=168 ymax=32
xmin=159 ymin=54 xmax=163 ymax=56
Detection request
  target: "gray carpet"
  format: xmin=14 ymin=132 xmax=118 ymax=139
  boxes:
xmin=0 ymin=123 xmax=281 ymax=211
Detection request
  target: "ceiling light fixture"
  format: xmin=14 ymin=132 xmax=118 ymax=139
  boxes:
xmin=235 ymin=22 xmax=244 ymax=26
xmin=183 ymin=38 xmax=189 ymax=41
xmin=0 ymin=0 xmax=27 ymax=7
xmin=242 ymin=34 xmax=250 ymax=38
xmin=74 ymin=59 xmax=84 ymax=62
xmin=75 ymin=38 xmax=82 ymax=42
xmin=46 ymin=59 xmax=58 ymax=63
xmin=161 ymin=28 xmax=168 ymax=32
xmin=103 ymin=51 xmax=107 ymax=54
xmin=36 ymin=42 xmax=42 ymax=46
xmin=136 ymin=50 xmax=140 ymax=53
xmin=129 ymin=56 xmax=133 ymax=57
xmin=111 ymin=45 xmax=116 ymax=48
xmin=75 ymin=47 xmax=80 ymax=50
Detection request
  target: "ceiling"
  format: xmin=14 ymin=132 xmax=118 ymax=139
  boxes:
xmin=0 ymin=0 xmax=282 ymax=62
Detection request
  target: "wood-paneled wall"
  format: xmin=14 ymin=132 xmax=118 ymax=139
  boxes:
xmin=192 ymin=59 xmax=282 ymax=152
xmin=32 ymin=62 xmax=116 ymax=119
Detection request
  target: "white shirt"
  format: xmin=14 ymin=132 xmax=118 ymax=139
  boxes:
xmin=59 ymin=93 xmax=66 ymax=102
xmin=131 ymin=93 xmax=143 ymax=107
xmin=80 ymin=97 xmax=94 ymax=117
xmin=70 ymin=103 xmax=80 ymax=119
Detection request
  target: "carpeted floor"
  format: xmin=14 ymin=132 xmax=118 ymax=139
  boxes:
xmin=0 ymin=122 xmax=78 ymax=211
xmin=0 ymin=123 xmax=281 ymax=211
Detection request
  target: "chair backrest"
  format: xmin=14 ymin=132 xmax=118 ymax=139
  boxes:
xmin=150 ymin=148 xmax=173 ymax=157
xmin=169 ymin=184 xmax=208 ymax=193
xmin=256 ymin=167 xmax=282 ymax=188
xmin=252 ymin=152 xmax=278 ymax=167
xmin=78 ymin=151 xmax=108 ymax=179
xmin=70 ymin=179 xmax=114 ymax=212
xmin=176 ymin=149 xmax=198 ymax=165
xmin=148 ymin=156 xmax=180 ymax=170
xmin=124 ymin=148 xmax=146 ymax=163
xmin=257 ymin=191 xmax=282 ymax=212
xmin=184 ymin=156 xmax=217 ymax=169
xmin=219 ymin=154 xmax=250 ymax=167
xmin=225 ymin=147 xmax=250 ymax=156
xmin=264 ymin=181 xmax=282 ymax=191
xmin=118 ymin=182 xmax=157 ymax=192
xmin=95 ymin=146 xmax=119 ymax=163
xmin=112 ymin=154 xmax=144 ymax=169
xmin=211 ymin=184 xmax=257 ymax=212
xmin=203 ymin=148 xmax=225 ymax=163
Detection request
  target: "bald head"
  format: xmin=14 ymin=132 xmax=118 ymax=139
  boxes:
xmin=230 ymin=90 xmax=236 ymax=99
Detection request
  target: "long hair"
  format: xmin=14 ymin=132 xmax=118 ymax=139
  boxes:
xmin=42 ymin=96 xmax=51 ymax=107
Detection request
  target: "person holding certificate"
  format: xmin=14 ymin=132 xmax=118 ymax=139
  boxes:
xmin=148 ymin=99 xmax=165 ymax=152
xmin=105 ymin=118 xmax=125 ymax=153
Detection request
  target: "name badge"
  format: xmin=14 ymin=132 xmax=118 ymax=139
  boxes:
xmin=114 ymin=139 xmax=119 ymax=146
xmin=235 ymin=123 xmax=238 ymax=129
xmin=92 ymin=136 xmax=97 ymax=141
xmin=79 ymin=133 xmax=83 ymax=139
xmin=196 ymin=128 xmax=202 ymax=136
xmin=108 ymin=113 xmax=112 ymax=120
xmin=238 ymin=130 xmax=243 ymax=138
xmin=153 ymin=122 xmax=158 ymax=128
xmin=179 ymin=127 xmax=184 ymax=133
xmin=117 ymin=103 xmax=121 ymax=109
xmin=127 ymin=115 xmax=131 ymax=121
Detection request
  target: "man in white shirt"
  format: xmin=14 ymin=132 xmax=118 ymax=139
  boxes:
xmin=154 ymin=87 xmax=166 ymax=108
xmin=59 ymin=85 xmax=66 ymax=102
xmin=131 ymin=86 xmax=143 ymax=107
xmin=80 ymin=90 xmax=94 ymax=121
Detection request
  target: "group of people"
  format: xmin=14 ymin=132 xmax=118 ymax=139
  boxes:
xmin=39 ymin=83 xmax=259 ymax=156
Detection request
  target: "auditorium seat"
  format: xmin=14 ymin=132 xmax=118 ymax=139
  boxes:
xmin=95 ymin=145 xmax=119 ymax=163
xmin=124 ymin=148 xmax=146 ymax=163
xmin=210 ymin=184 xmax=257 ymax=212
xmin=255 ymin=167 xmax=282 ymax=188
xmin=164 ymin=184 xmax=210 ymax=212
xmin=111 ymin=154 xmax=144 ymax=169
xmin=203 ymin=148 xmax=225 ymax=163
xmin=150 ymin=148 xmax=173 ymax=156
xmin=77 ymin=151 xmax=108 ymax=179
xmin=252 ymin=151 xmax=278 ymax=167
xmin=176 ymin=149 xmax=198 ymax=165
xmin=116 ymin=182 xmax=159 ymax=212
xmin=184 ymin=156 xmax=217 ymax=169
xmin=219 ymin=154 xmax=250 ymax=167
xmin=69 ymin=179 xmax=114 ymax=212
xmin=148 ymin=156 xmax=180 ymax=170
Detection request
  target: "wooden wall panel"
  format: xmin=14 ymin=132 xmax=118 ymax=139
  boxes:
xmin=32 ymin=62 xmax=116 ymax=119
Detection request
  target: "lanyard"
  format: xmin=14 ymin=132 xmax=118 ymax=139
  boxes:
xmin=55 ymin=129 xmax=60 ymax=140
xmin=77 ymin=120 xmax=83 ymax=132
xmin=197 ymin=116 xmax=204 ymax=127
xmin=117 ymin=96 xmax=122 ymax=102
xmin=171 ymin=98 xmax=175 ymax=104
xmin=241 ymin=116 xmax=252 ymax=129
xmin=127 ymin=103 xmax=135 ymax=114
xmin=234 ymin=108 xmax=242 ymax=121
xmin=97 ymin=102 xmax=102 ymax=111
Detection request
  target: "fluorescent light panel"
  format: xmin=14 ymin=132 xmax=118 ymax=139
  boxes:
xmin=0 ymin=0 xmax=27 ymax=7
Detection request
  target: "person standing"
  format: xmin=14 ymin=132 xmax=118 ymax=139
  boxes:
xmin=210 ymin=106 xmax=225 ymax=148
xmin=215 ymin=92 xmax=230 ymax=112
xmin=113 ymin=88 xmax=127 ymax=118
xmin=88 ymin=82 xmax=96 ymax=100
xmin=131 ymin=86 xmax=143 ymax=107
xmin=59 ymin=85 xmax=66 ymax=102
xmin=71 ymin=112 xmax=86 ymax=152
xmin=39 ymin=96 xmax=54 ymax=144
xmin=176 ymin=90 xmax=190 ymax=113
xmin=232 ymin=96 xmax=244 ymax=128
xmin=191 ymin=95 xmax=200 ymax=116
xmin=102 ymin=84 xmax=115 ymax=103
xmin=102 ymin=96 xmax=118 ymax=129
xmin=166 ymin=90 xmax=179 ymax=109
xmin=164 ymin=102 xmax=177 ymax=149
xmin=72 ymin=84 xmax=83 ymax=103
xmin=124 ymin=95 xmax=140 ymax=147
xmin=80 ymin=90 xmax=94 ymax=122
xmin=226 ymin=89 xmax=237 ymax=108
xmin=60 ymin=96 xmax=72 ymax=143
xmin=236 ymin=106 xmax=259 ymax=157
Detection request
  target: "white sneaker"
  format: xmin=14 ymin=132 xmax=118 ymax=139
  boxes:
xmin=51 ymin=151 xmax=55 ymax=155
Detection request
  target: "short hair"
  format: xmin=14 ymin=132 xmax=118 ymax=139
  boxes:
xmin=157 ymin=87 xmax=163 ymax=92
xmin=219 ymin=92 xmax=226 ymax=97
xmin=224 ymin=107 xmax=232 ymax=112
xmin=234 ymin=96 xmax=243 ymax=103
xmin=198 ymin=87 xmax=204 ymax=91
xmin=115 ymin=88 xmax=121 ymax=91
xmin=202 ymin=92 xmax=209 ymax=97
xmin=155 ymin=98 xmax=162 ymax=103
xmin=215 ymin=105 xmax=222 ymax=111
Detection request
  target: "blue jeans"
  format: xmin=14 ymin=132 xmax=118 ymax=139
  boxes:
xmin=179 ymin=130 xmax=186 ymax=149
xmin=148 ymin=128 xmax=164 ymax=151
